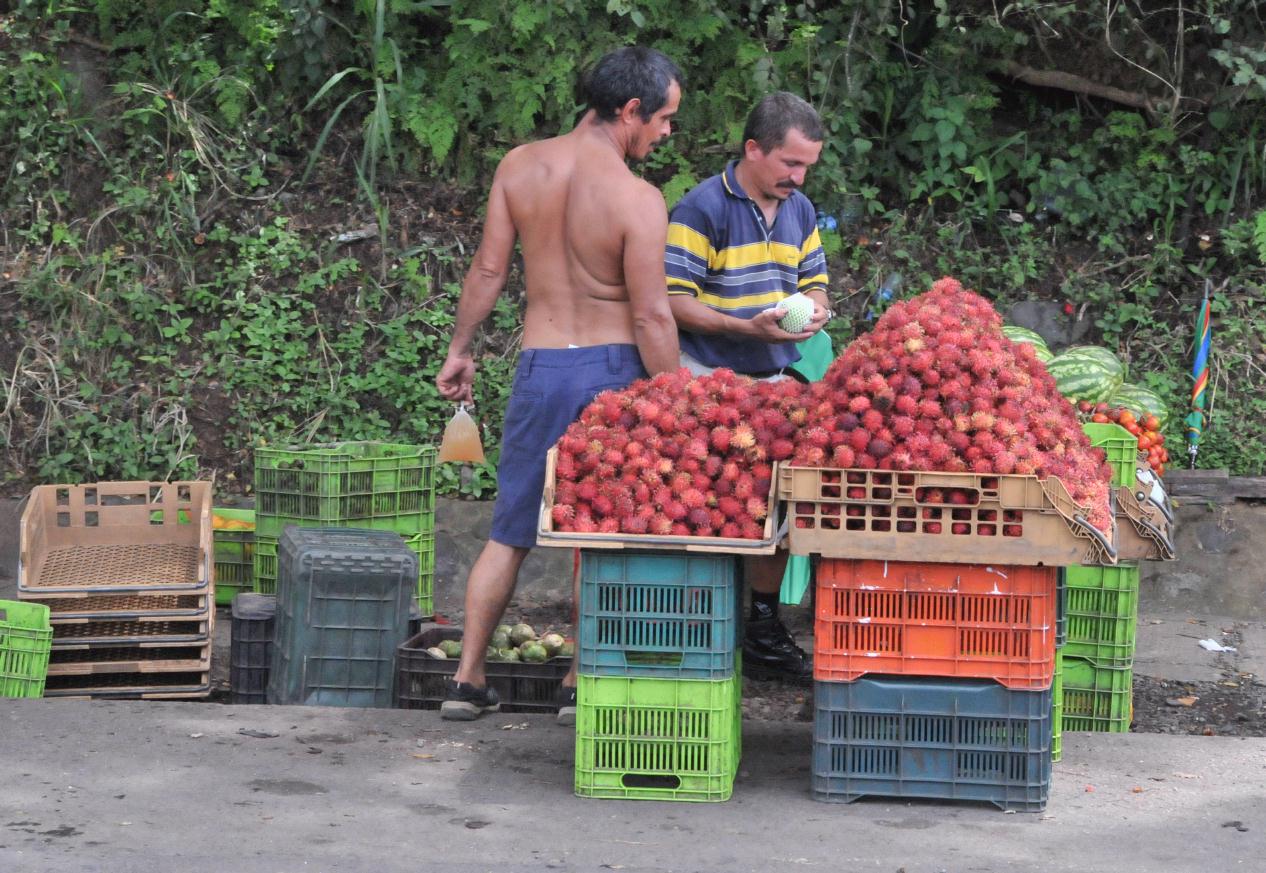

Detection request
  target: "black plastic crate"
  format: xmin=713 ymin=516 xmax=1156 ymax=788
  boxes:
xmin=268 ymin=528 xmax=416 ymax=708
xmin=396 ymin=626 xmax=570 ymax=713
xmin=230 ymin=593 xmax=275 ymax=705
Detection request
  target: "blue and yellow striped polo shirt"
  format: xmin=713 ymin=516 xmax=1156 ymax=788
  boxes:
xmin=665 ymin=160 xmax=829 ymax=373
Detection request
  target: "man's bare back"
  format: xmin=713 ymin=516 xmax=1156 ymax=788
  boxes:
xmin=438 ymin=80 xmax=681 ymax=403
xmin=497 ymin=130 xmax=657 ymax=349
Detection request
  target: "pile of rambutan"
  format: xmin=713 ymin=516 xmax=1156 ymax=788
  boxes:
xmin=548 ymin=277 xmax=1114 ymax=538
xmin=800 ymin=277 xmax=1114 ymax=532
xmin=549 ymin=368 xmax=801 ymax=539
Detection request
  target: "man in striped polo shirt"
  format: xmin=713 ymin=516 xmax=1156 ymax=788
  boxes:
xmin=665 ymin=92 xmax=831 ymax=683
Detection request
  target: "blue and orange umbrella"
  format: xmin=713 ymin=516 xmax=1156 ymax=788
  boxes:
xmin=1185 ymin=281 xmax=1212 ymax=468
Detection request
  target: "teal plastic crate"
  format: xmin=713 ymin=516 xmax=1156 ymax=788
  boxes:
xmin=812 ymin=677 xmax=1052 ymax=812
xmin=213 ymin=508 xmax=255 ymax=606
xmin=255 ymin=529 xmax=434 ymax=617
xmin=254 ymin=441 xmax=436 ymax=534
xmin=1082 ymin=422 xmax=1137 ymax=488
xmin=575 ymin=673 xmax=741 ymax=802
xmin=1061 ymin=655 xmax=1132 ymax=732
xmin=579 ymin=550 xmax=739 ymax=680
xmin=1 ymin=600 xmax=53 ymax=699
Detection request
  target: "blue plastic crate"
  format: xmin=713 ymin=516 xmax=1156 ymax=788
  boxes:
xmin=578 ymin=550 xmax=739 ymax=680
xmin=812 ymin=677 xmax=1052 ymax=812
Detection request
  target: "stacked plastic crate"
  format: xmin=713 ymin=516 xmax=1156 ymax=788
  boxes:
xmin=266 ymin=527 xmax=416 ymax=708
xmin=1056 ymin=424 xmax=1176 ymax=752
xmin=17 ymin=482 xmax=215 ymax=699
xmin=573 ymin=549 xmax=743 ymax=802
xmin=780 ymin=466 xmax=1118 ymax=811
xmin=251 ymin=441 xmax=437 ymax=617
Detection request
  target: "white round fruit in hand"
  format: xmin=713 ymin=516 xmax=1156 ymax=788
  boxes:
xmin=774 ymin=293 xmax=815 ymax=333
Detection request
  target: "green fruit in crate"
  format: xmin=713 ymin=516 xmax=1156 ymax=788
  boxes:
xmin=539 ymin=632 xmax=565 ymax=656
xmin=1108 ymin=382 xmax=1170 ymax=429
xmin=1001 ymin=325 xmax=1053 ymax=362
xmin=558 ymin=641 xmax=574 ymax=658
xmin=437 ymin=639 xmax=462 ymax=658
xmin=1047 ymin=345 xmax=1125 ymax=403
xmin=425 ymin=646 xmax=448 ymax=659
xmin=498 ymin=647 xmax=520 ymax=662
xmin=494 ymin=624 xmax=512 ymax=639
xmin=509 ymin=623 xmax=537 ymax=646
xmin=486 ymin=645 xmax=498 ymax=661
xmin=520 ymin=641 xmax=548 ymax=663
xmin=490 ymin=629 xmax=511 ymax=650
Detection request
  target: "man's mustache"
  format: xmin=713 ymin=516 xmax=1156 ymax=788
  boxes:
xmin=777 ymin=181 xmax=799 ymax=190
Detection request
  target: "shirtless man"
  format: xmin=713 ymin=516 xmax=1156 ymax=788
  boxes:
xmin=435 ymin=46 xmax=683 ymax=723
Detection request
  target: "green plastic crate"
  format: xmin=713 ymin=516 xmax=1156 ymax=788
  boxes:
xmin=575 ymin=672 xmax=741 ymax=802
xmin=213 ymin=507 xmax=256 ymax=607
xmin=1065 ymin=563 xmax=1141 ymax=592
xmin=1 ymin=599 xmax=53 ymax=699
xmin=254 ymin=441 xmax=436 ymax=535
xmin=254 ymin=530 xmax=435 ymax=617
xmin=1061 ymin=655 xmax=1132 ymax=732
xmin=1052 ymin=649 xmax=1063 ymax=762
xmin=1082 ymin=422 xmax=1138 ymax=488
xmin=1063 ymin=585 xmax=1138 ymax=667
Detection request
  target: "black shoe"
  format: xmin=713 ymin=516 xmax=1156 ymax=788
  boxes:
xmin=742 ymin=616 xmax=813 ymax=684
xmin=440 ymin=679 xmax=500 ymax=720
xmin=555 ymin=684 xmax=577 ymax=727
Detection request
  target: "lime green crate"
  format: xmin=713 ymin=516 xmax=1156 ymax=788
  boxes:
xmin=1061 ymin=655 xmax=1132 ymax=732
xmin=254 ymin=442 xmax=436 ymax=533
xmin=1065 ymin=563 xmax=1141 ymax=592
xmin=1082 ymin=422 xmax=1137 ymax=488
xmin=254 ymin=530 xmax=435 ymax=618
xmin=1064 ymin=585 xmax=1138 ymax=668
xmin=213 ymin=508 xmax=256 ymax=607
xmin=575 ymin=672 xmax=741 ymax=802
xmin=1 ymin=599 xmax=53 ymax=699
xmin=1052 ymin=649 xmax=1063 ymax=762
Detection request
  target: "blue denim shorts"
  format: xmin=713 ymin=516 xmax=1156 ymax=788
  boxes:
xmin=490 ymin=344 xmax=646 ymax=548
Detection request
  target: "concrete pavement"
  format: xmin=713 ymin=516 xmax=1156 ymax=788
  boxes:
xmin=3 ymin=496 xmax=1266 ymax=871
xmin=2 ymin=699 xmax=1264 ymax=873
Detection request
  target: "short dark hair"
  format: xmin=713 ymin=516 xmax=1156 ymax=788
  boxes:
xmin=582 ymin=46 xmax=682 ymax=122
xmin=742 ymin=92 xmax=824 ymax=153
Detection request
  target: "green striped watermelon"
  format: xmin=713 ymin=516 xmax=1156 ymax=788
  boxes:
xmin=1109 ymin=382 xmax=1170 ymax=428
xmin=1001 ymin=325 xmax=1053 ymax=362
xmin=1047 ymin=345 xmax=1125 ymax=403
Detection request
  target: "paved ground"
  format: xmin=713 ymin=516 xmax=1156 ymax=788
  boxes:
xmin=3 ymin=498 xmax=1266 ymax=871
xmin=3 ymin=700 xmax=1264 ymax=873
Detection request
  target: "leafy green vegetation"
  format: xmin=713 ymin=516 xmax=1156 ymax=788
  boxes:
xmin=2 ymin=1 xmax=1264 ymax=495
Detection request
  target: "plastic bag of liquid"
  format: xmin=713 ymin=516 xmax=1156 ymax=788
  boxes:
xmin=437 ymin=403 xmax=486 ymax=463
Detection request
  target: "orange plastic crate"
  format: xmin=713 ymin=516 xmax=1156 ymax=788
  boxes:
xmin=815 ymin=559 xmax=1057 ymax=690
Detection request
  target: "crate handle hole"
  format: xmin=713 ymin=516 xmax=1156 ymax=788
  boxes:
xmin=622 ymin=774 xmax=681 ymax=790
xmin=85 ymin=511 xmax=98 ymax=527
xmin=56 ymin=512 xmax=70 ymax=527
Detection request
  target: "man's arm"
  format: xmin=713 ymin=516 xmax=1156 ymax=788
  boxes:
xmin=437 ymin=163 xmax=517 ymax=403
xmin=622 ymin=184 xmax=680 ymax=375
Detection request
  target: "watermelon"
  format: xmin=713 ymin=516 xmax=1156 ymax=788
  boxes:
xmin=1047 ymin=345 xmax=1125 ymax=403
xmin=1109 ymin=382 xmax=1170 ymax=428
xmin=1001 ymin=325 xmax=1053 ymax=362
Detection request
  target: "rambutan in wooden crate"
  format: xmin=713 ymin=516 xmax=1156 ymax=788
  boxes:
xmin=778 ymin=466 xmax=1116 ymax=566
xmin=1113 ymin=482 xmax=1175 ymax=562
xmin=18 ymin=482 xmax=213 ymax=597
xmin=536 ymin=448 xmax=782 ymax=554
